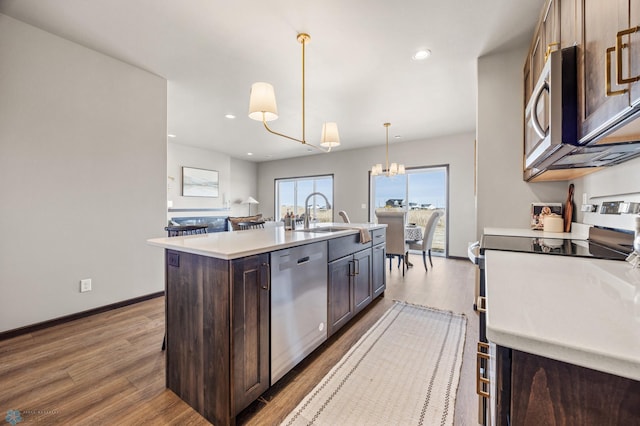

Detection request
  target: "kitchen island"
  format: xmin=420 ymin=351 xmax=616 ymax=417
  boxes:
xmin=484 ymin=249 xmax=640 ymax=424
xmin=147 ymin=223 xmax=386 ymax=426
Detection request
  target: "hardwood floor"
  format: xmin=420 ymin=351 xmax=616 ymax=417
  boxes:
xmin=0 ymin=256 xmax=479 ymax=425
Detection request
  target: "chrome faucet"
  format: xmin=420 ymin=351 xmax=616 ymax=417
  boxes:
xmin=304 ymin=192 xmax=332 ymax=229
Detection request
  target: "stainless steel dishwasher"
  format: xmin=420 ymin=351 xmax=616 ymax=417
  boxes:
xmin=270 ymin=241 xmax=328 ymax=384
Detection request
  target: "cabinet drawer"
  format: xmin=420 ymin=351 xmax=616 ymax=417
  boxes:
xmin=328 ymin=234 xmax=371 ymax=262
xmin=371 ymin=228 xmax=386 ymax=245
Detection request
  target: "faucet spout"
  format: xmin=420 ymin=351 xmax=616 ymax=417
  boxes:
xmin=304 ymin=192 xmax=331 ymax=229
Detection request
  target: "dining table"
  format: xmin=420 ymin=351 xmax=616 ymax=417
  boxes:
xmin=404 ymin=225 xmax=424 ymax=267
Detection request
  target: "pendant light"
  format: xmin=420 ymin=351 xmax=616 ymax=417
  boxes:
xmin=248 ymin=33 xmax=340 ymax=152
xmin=371 ymin=123 xmax=405 ymax=176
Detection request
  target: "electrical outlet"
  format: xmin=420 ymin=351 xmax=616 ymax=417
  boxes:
xmin=80 ymin=278 xmax=92 ymax=293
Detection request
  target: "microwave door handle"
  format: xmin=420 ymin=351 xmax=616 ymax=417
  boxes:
xmin=531 ymin=81 xmax=549 ymax=140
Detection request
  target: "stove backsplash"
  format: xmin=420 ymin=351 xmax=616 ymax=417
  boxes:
xmin=571 ymin=156 xmax=640 ymax=232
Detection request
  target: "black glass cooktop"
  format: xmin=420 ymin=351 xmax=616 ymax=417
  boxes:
xmin=480 ymin=234 xmax=631 ymax=261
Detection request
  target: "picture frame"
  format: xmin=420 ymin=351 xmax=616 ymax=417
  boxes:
xmin=530 ymin=202 xmax=563 ymax=230
xmin=182 ymin=167 xmax=219 ymax=197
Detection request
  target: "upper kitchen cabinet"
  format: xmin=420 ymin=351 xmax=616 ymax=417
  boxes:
xmin=578 ymin=0 xmax=640 ymax=144
xmin=525 ymin=0 xmax=560 ymax=106
xmin=630 ymin=0 xmax=640 ymax=107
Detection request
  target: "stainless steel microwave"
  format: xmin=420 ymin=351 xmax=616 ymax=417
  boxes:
xmin=524 ymin=46 xmax=578 ymax=172
xmin=524 ymin=46 xmax=640 ymax=181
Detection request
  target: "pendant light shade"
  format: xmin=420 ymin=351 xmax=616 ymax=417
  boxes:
xmin=248 ymin=82 xmax=278 ymax=122
xmin=320 ymin=122 xmax=340 ymax=148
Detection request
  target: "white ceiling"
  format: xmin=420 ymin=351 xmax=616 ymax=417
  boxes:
xmin=0 ymin=0 xmax=543 ymax=161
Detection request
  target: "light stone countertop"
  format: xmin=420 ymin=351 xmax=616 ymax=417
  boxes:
xmin=147 ymin=222 xmax=384 ymax=260
xmin=484 ymin=249 xmax=640 ymax=381
xmin=483 ymin=222 xmax=591 ymax=240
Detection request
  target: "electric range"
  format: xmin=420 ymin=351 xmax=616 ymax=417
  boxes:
xmin=480 ymin=226 xmax=633 ymax=261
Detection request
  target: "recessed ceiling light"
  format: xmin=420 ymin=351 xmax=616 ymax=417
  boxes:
xmin=394 ymin=135 xmax=402 ymax=139
xmin=247 ymin=152 xmax=253 ymax=156
xmin=225 ymin=114 xmax=236 ymax=119
xmin=412 ymin=49 xmax=431 ymax=61
xmin=167 ymin=134 xmax=176 ymax=138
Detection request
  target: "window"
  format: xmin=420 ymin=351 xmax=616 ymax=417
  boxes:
xmin=275 ymin=175 xmax=334 ymax=223
xmin=370 ymin=166 xmax=448 ymax=255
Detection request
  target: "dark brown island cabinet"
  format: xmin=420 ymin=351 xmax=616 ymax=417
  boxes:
xmin=163 ymin=228 xmax=386 ymax=426
xmin=493 ymin=346 xmax=640 ymax=425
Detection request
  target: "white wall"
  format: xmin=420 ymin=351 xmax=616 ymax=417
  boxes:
xmin=476 ymin=46 xmax=569 ymax=238
xmin=0 ymin=15 xmax=167 ymax=332
xmin=257 ymin=132 xmax=476 ymax=257
xmin=167 ymin=142 xmax=258 ymax=219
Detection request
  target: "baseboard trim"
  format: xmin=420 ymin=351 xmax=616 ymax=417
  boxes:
xmin=0 ymin=291 xmax=164 ymax=341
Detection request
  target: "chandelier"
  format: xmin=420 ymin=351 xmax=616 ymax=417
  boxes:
xmin=371 ymin=123 xmax=405 ymax=176
xmin=248 ymin=33 xmax=340 ymax=153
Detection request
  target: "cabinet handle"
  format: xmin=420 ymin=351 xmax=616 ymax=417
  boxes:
xmin=477 ymin=296 xmax=487 ymax=313
xmin=606 ymin=46 xmax=628 ymax=96
xmin=476 ymin=342 xmax=490 ymax=398
xmin=260 ymin=262 xmax=270 ymax=290
xmin=616 ymin=26 xmax=640 ymax=85
xmin=544 ymin=42 xmax=560 ymax=62
xmin=354 ymin=258 xmax=360 ymax=275
xmin=349 ymin=260 xmax=356 ymax=277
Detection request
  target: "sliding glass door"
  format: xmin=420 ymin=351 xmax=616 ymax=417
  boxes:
xmin=370 ymin=166 xmax=448 ymax=255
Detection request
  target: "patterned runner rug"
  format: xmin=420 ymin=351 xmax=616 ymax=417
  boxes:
xmin=281 ymin=301 xmax=467 ymax=426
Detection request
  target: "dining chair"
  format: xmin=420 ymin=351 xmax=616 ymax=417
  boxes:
xmin=338 ymin=210 xmax=350 ymax=223
xmin=164 ymin=224 xmax=209 ymax=237
xmin=408 ymin=211 xmax=443 ymax=272
xmin=375 ymin=210 xmax=408 ymax=276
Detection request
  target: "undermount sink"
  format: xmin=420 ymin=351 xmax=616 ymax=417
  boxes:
xmin=294 ymin=226 xmax=352 ymax=233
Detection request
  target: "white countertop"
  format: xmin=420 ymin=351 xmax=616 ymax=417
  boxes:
xmin=484 ymin=223 xmax=591 ymax=240
xmin=484 ymin=250 xmax=640 ymax=381
xmin=147 ymin=222 xmax=384 ymax=260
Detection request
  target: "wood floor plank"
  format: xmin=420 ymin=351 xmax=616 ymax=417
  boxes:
xmin=0 ymin=257 xmax=478 ymax=425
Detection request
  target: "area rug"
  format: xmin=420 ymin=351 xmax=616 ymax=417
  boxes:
xmin=281 ymin=301 xmax=467 ymax=426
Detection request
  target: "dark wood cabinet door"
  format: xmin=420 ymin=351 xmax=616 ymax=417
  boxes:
xmin=578 ymin=0 xmax=631 ymax=142
xmin=353 ymin=249 xmax=372 ymax=314
xmin=630 ymin=0 xmax=640 ymax=106
xmin=560 ymin=0 xmax=577 ymax=48
xmin=371 ymin=243 xmax=386 ymax=298
xmin=231 ymin=254 xmax=270 ymax=414
xmin=328 ymin=256 xmax=353 ymax=336
xmin=510 ymin=350 xmax=640 ymax=425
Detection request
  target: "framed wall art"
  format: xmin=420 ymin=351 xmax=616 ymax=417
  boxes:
xmin=182 ymin=167 xmax=219 ymax=197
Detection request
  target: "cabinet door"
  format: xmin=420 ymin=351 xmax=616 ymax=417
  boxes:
xmin=353 ymin=249 xmax=372 ymax=314
xmin=328 ymin=256 xmax=353 ymax=336
xmin=630 ymin=0 xmax=640 ymax=106
xmin=231 ymin=254 xmax=270 ymax=414
xmin=578 ymin=0 xmax=631 ymax=141
xmin=510 ymin=350 xmax=640 ymax=424
xmin=560 ymin=0 xmax=577 ymax=47
xmin=371 ymin=243 xmax=386 ymax=298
